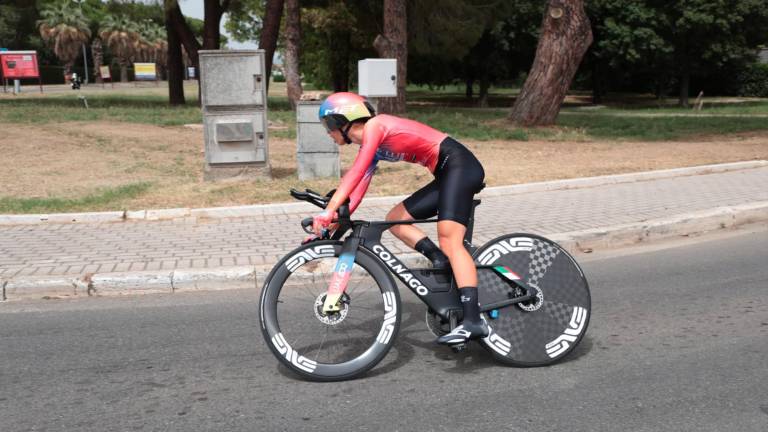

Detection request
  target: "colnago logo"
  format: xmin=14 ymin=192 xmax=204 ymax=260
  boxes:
xmin=372 ymin=244 xmax=429 ymax=296
xmin=376 ymin=291 xmax=397 ymax=344
xmin=545 ymin=306 xmax=588 ymax=358
xmin=271 ymin=332 xmax=317 ymax=373
xmin=478 ymin=237 xmax=534 ymax=265
xmin=285 ymin=245 xmax=335 ymax=272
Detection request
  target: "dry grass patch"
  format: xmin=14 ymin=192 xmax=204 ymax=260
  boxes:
xmin=1 ymin=120 xmax=767 ymax=213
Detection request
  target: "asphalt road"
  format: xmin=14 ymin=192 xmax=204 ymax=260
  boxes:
xmin=1 ymin=228 xmax=766 ymax=432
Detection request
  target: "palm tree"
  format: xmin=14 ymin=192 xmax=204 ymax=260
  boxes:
xmin=37 ymin=1 xmax=91 ymax=81
xmin=99 ymin=15 xmax=140 ymax=82
xmin=136 ymin=20 xmax=168 ymax=78
xmin=149 ymin=28 xmax=169 ymax=79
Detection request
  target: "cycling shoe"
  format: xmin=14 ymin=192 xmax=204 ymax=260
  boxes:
xmin=436 ymin=319 xmax=489 ymax=345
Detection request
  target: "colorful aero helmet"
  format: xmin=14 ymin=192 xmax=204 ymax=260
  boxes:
xmin=318 ymin=92 xmax=376 ymax=134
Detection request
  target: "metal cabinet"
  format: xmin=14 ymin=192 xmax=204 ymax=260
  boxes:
xmin=200 ymin=50 xmax=270 ymax=179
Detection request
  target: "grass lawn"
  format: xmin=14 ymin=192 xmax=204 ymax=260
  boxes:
xmin=1 ymin=84 xmax=767 ymax=213
xmin=3 ymin=85 xmax=768 ymax=142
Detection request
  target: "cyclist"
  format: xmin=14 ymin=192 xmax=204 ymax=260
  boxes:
xmin=313 ymin=92 xmax=487 ymax=346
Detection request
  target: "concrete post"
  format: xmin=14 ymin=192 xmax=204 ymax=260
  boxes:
xmin=296 ymin=101 xmax=339 ymax=180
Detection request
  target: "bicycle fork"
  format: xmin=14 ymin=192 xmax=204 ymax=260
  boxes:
xmin=322 ymin=237 xmax=361 ymax=313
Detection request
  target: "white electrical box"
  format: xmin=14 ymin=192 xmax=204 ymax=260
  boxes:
xmin=358 ymin=58 xmax=397 ymax=97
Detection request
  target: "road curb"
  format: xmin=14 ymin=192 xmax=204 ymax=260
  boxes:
xmin=2 ymin=201 xmax=766 ymax=301
xmin=0 ymin=161 xmax=765 ymax=225
xmin=551 ymin=201 xmax=768 ymax=253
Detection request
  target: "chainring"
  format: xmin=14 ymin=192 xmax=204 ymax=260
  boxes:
xmin=425 ymin=309 xmax=450 ymax=337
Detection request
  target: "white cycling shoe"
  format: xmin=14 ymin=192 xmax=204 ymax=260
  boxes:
xmin=436 ymin=318 xmax=489 ymax=345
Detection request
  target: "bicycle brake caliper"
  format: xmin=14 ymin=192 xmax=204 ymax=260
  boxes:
xmin=323 ymin=238 xmax=361 ymax=314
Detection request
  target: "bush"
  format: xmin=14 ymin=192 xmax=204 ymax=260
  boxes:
xmin=737 ymin=63 xmax=768 ymax=97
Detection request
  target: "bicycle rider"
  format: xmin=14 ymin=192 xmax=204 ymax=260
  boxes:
xmin=313 ymin=92 xmax=488 ymax=346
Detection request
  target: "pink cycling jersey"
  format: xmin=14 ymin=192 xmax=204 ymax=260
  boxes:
xmin=336 ymin=114 xmax=448 ymax=213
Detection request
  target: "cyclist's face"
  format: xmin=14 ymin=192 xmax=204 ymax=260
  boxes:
xmin=327 ymin=129 xmax=346 ymax=146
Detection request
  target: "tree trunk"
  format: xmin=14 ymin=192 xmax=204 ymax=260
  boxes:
xmin=478 ymin=76 xmax=490 ymax=108
xmin=465 ymin=77 xmax=474 ymax=99
xmin=119 ymin=60 xmax=128 ymax=82
xmin=509 ymin=0 xmax=592 ymax=126
xmin=166 ymin=1 xmax=201 ymax=72
xmin=259 ymin=0 xmax=285 ymax=93
xmin=203 ymin=0 xmax=231 ymax=49
xmin=284 ymin=0 xmax=302 ymax=108
xmin=679 ymin=69 xmax=690 ymax=108
xmin=654 ymin=77 xmax=666 ymax=100
xmin=329 ymin=30 xmax=350 ymax=92
xmin=165 ymin=0 xmax=203 ymax=105
xmin=373 ymin=0 xmax=407 ymax=114
xmin=591 ymin=59 xmax=602 ymax=104
xmin=92 ymin=38 xmax=103 ymax=84
xmin=166 ymin=3 xmax=186 ymax=105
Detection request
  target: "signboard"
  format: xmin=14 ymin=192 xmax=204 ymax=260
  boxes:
xmin=134 ymin=63 xmax=157 ymax=81
xmin=1 ymin=50 xmax=43 ymax=93
xmin=0 ymin=51 xmax=40 ymax=79
xmin=187 ymin=66 xmax=196 ymax=79
xmin=99 ymin=66 xmax=111 ymax=80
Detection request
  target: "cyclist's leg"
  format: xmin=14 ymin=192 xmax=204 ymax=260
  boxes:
xmin=434 ymin=138 xmax=484 ymax=288
xmin=437 ymin=220 xmax=476 ymax=286
xmin=386 ymin=180 xmax=449 ymax=267
xmin=385 ymin=202 xmax=427 ymax=249
xmin=432 ymin=138 xmax=487 ymax=344
xmin=388 ymin=202 xmax=451 ymax=268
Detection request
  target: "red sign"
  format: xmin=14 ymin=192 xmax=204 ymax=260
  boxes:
xmin=0 ymin=51 xmax=40 ymax=79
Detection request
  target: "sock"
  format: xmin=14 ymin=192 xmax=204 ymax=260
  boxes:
xmin=414 ymin=237 xmax=450 ymax=269
xmin=459 ymin=286 xmax=481 ymax=325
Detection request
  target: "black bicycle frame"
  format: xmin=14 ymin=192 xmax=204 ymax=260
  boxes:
xmin=335 ymin=200 xmax=537 ymax=321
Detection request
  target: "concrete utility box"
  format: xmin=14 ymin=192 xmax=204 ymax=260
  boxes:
xmin=200 ymin=50 xmax=270 ymax=181
xmin=358 ymin=59 xmax=397 ymax=97
xmin=297 ymin=101 xmax=339 ymax=180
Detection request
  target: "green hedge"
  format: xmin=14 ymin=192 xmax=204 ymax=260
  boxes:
xmin=737 ymin=63 xmax=768 ymax=97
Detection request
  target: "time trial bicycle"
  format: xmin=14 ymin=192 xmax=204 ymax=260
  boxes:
xmin=259 ymin=188 xmax=591 ymax=381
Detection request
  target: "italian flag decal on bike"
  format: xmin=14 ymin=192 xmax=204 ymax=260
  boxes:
xmin=323 ymin=252 xmax=355 ymax=313
xmin=492 ymin=265 xmax=522 ymax=281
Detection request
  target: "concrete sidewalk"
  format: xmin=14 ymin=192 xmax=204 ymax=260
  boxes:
xmin=1 ymin=161 xmax=767 ymax=300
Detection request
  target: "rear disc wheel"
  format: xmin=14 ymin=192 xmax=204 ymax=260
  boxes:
xmin=474 ymin=234 xmax=591 ymax=366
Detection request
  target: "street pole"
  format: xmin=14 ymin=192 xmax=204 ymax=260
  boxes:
xmin=72 ymin=0 xmax=89 ymax=85
xmin=82 ymin=43 xmax=89 ymax=84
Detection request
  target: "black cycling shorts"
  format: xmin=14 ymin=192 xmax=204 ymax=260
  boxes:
xmin=403 ymin=137 xmax=485 ymax=226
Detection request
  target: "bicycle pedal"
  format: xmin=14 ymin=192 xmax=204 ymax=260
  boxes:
xmin=450 ymin=343 xmax=467 ymax=353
